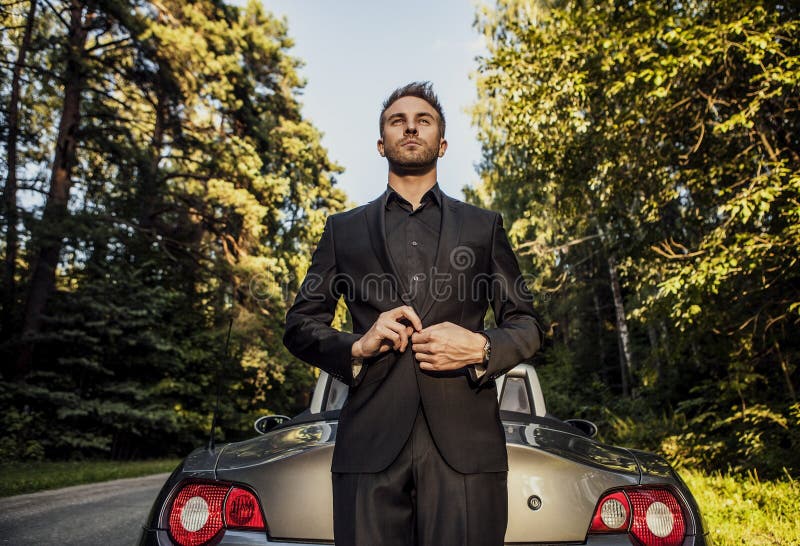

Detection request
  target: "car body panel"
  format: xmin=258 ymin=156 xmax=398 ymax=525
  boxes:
xmin=505 ymin=442 xmax=638 ymax=542
xmin=197 ymin=420 xmax=643 ymax=543
xmin=219 ymin=442 xmax=336 ymax=541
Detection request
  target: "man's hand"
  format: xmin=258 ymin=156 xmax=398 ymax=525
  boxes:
xmin=352 ymin=305 xmax=423 ymax=359
xmin=411 ymin=322 xmax=485 ymax=371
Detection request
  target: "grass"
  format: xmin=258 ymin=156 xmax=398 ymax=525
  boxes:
xmin=681 ymin=467 xmax=800 ymax=545
xmin=0 ymin=458 xmax=180 ymax=497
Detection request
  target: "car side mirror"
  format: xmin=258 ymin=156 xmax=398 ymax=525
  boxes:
xmin=254 ymin=415 xmax=291 ymax=435
xmin=564 ymin=418 xmax=598 ymax=438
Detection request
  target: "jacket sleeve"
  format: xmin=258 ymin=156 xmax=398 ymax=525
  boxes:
xmin=471 ymin=212 xmax=544 ymax=386
xmin=283 ymin=216 xmax=362 ymax=386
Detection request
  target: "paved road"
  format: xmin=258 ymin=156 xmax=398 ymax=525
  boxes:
xmin=0 ymin=473 xmax=170 ymax=546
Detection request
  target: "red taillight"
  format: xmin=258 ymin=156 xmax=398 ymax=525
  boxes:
xmin=168 ymin=484 xmax=227 ymax=546
xmin=589 ymin=490 xmax=631 ymax=532
xmin=168 ymin=482 xmax=266 ymax=546
xmin=588 ymin=487 xmax=686 ymax=546
xmin=628 ymin=489 xmax=686 ymax=546
xmin=225 ymin=486 xmax=266 ymax=529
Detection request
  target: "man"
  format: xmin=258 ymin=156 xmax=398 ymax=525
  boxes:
xmin=283 ymin=82 xmax=542 ymax=546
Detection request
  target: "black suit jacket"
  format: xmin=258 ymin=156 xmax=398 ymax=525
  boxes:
xmin=283 ymin=190 xmax=542 ymax=474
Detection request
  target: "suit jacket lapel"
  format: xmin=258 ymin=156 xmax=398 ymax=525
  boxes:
xmin=419 ymin=194 xmax=462 ymax=321
xmin=364 ymin=198 xmax=410 ymax=306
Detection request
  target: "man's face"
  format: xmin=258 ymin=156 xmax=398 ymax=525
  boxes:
xmin=378 ymin=96 xmax=447 ymax=171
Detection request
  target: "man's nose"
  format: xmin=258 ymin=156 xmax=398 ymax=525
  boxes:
xmin=405 ymin=122 xmax=417 ymax=135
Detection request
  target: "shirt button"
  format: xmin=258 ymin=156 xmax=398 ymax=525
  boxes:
xmin=411 ymin=241 xmax=418 ymax=246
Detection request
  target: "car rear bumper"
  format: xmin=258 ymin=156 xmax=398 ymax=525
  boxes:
xmin=139 ymin=529 xmax=711 ymax=546
xmin=582 ymin=535 xmax=711 ymax=545
xmin=138 ymin=528 xmax=333 ymax=545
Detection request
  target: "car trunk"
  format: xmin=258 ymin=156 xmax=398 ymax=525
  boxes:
xmin=215 ymin=420 xmax=642 ymax=544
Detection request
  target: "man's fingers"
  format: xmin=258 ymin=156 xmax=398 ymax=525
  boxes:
xmin=381 ymin=320 xmax=412 ymax=351
xmin=412 ymin=342 xmax=433 ymax=353
xmin=403 ymin=327 xmax=413 ymax=350
xmin=411 ymin=330 xmax=430 ymax=343
xmin=394 ymin=305 xmax=423 ymax=332
xmin=376 ymin=325 xmax=401 ymax=349
xmin=415 ymin=352 xmax=436 ymax=363
xmin=419 ymin=322 xmax=441 ymax=334
xmin=398 ymin=328 xmax=409 ymax=352
xmin=382 ymin=319 xmax=410 ymax=335
xmin=377 ymin=325 xmax=400 ymax=341
xmin=367 ymin=307 xmax=427 ymax=355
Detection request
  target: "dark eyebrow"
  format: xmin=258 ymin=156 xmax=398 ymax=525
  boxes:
xmin=387 ymin=112 xmax=434 ymax=120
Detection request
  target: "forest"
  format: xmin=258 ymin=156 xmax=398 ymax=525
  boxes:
xmin=470 ymin=0 xmax=799 ymax=479
xmin=1 ymin=0 xmax=798 ymax=489
xmin=1 ymin=0 xmax=348 ymax=460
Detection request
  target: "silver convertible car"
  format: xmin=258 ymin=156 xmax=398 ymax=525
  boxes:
xmin=138 ymin=364 xmax=711 ymax=546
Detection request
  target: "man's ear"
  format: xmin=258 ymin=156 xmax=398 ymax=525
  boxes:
xmin=377 ymin=139 xmax=385 ymax=157
xmin=438 ymin=138 xmax=448 ymax=157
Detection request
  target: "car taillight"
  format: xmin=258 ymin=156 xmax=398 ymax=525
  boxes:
xmin=628 ymin=489 xmax=686 ymax=546
xmin=590 ymin=490 xmax=631 ymax=532
xmin=168 ymin=482 xmax=266 ymax=546
xmin=588 ymin=487 xmax=686 ymax=546
xmin=224 ymin=486 xmax=265 ymax=529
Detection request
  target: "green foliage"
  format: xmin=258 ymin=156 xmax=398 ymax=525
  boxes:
xmin=0 ymin=459 xmax=180 ymax=497
xmin=1 ymin=0 xmax=346 ymax=460
xmin=473 ymin=0 xmax=800 ymax=477
xmin=682 ymin=468 xmax=800 ymax=545
xmin=660 ymin=400 xmax=800 ymax=476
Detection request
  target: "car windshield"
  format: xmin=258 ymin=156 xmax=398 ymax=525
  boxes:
xmin=500 ymin=376 xmax=532 ymax=414
xmin=325 ymin=378 xmax=348 ymax=411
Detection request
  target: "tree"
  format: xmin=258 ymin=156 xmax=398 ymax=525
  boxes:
xmin=472 ymin=0 xmax=800 ymax=475
xmin=2 ymin=0 xmax=37 ymax=338
xmin=1 ymin=0 xmax=348 ymax=460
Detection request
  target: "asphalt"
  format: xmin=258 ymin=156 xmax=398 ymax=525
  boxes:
xmin=0 ymin=472 xmax=170 ymax=546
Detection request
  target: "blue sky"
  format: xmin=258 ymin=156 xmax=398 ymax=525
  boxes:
xmin=264 ymin=0 xmax=486 ymax=205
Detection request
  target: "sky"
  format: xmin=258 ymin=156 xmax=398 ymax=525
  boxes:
xmin=263 ymin=0 xmax=486 ymax=205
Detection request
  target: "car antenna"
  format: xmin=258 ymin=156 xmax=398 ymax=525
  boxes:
xmin=208 ymin=317 xmax=233 ymax=452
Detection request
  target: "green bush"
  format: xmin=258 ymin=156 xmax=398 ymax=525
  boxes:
xmin=682 ymin=468 xmax=800 ymax=545
xmin=0 ymin=459 xmax=180 ymax=497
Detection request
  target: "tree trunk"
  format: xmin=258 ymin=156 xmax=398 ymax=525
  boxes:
xmin=2 ymin=0 xmax=38 ymax=341
xmin=592 ymin=284 xmax=607 ymax=383
xmin=608 ymin=254 xmax=632 ymax=396
xmin=15 ymin=0 xmax=88 ymax=377
xmin=138 ymin=86 xmax=167 ymax=230
xmin=647 ymin=323 xmax=663 ymax=386
xmin=775 ymin=341 xmax=796 ymax=402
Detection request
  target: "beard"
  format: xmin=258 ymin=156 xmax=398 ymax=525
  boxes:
xmin=384 ymin=141 xmax=439 ymax=173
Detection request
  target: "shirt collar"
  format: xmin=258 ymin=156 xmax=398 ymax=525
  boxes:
xmin=383 ymin=182 xmax=442 ymax=209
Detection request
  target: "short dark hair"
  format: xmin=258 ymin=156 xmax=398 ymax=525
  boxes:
xmin=379 ymin=81 xmax=446 ymax=138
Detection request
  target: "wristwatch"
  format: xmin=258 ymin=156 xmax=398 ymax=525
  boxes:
xmin=480 ymin=334 xmax=491 ymax=365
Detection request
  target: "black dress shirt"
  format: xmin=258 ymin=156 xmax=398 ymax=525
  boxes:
xmin=383 ymin=183 xmax=442 ymax=309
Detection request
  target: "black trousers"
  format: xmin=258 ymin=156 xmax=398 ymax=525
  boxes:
xmin=332 ymin=404 xmax=508 ymax=546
